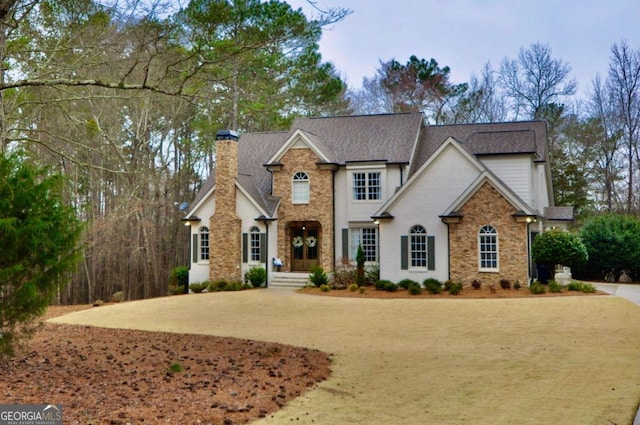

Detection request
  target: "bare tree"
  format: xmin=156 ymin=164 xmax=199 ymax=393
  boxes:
xmin=607 ymin=40 xmax=640 ymax=213
xmin=498 ymin=42 xmax=577 ymax=120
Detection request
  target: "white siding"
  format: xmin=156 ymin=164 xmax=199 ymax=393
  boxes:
xmin=187 ymin=194 xmax=215 ymax=284
xmin=379 ymin=143 xmax=482 ymax=283
xmin=480 ymin=156 xmax=532 ymax=206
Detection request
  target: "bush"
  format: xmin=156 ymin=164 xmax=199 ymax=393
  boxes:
xmin=581 ymin=283 xmax=596 ymax=293
xmin=189 ymin=282 xmax=209 ymax=293
xmin=358 ymin=286 xmax=366 ymax=294
xmin=471 ymin=279 xmax=482 ymax=290
xmin=423 ymin=278 xmax=442 ymax=294
xmin=529 ymin=282 xmax=546 ymax=295
xmin=319 ymin=284 xmax=330 ymax=292
xmin=334 ymin=269 xmax=356 ymax=289
xmin=548 ymin=280 xmax=564 ymax=293
xmin=170 ymin=266 xmax=189 ymax=290
xmin=375 ymin=280 xmax=393 ymax=290
xmin=448 ymin=282 xmax=463 ymax=295
xmin=499 ymin=279 xmax=511 ymax=290
xmin=246 ymin=266 xmax=267 ymax=288
xmin=348 ymin=283 xmax=359 ymax=292
xmin=580 ymin=214 xmax=640 ymax=281
xmin=398 ymin=279 xmax=419 ymax=290
xmin=356 ymin=245 xmax=366 ymax=286
xmin=309 ymin=265 xmax=329 ymax=287
xmin=111 ymin=291 xmax=125 ymax=302
xmin=443 ymin=280 xmax=454 ymax=292
xmin=383 ymin=281 xmax=398 ymax=292
xmin=513 ymin=281 xmax=522 ymax=290
xmin=365 ymin=263 xmax=380 ymax=286
xmin=208 ymin=280 xmax=225 ymax=291
xmin=0 ymin=153 xmax=83 ymax=357
xmin=532 ymin=229 xmax=588 ymax=280
xmin=408 ymin=283 xmax=422 ymax=295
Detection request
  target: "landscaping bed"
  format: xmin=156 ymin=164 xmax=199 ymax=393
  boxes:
xmin=0 ymin=305 xmax=331 ymax=425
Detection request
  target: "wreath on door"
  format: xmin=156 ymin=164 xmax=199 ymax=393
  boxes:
xmin=305 ymin=236 xmax=317 ymax=248
xmin=292 ymin=236 xmax=304 ymax=248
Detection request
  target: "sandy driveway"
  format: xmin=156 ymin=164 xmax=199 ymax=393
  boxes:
xmin=51 ymin=289 xmax=640 ymax=425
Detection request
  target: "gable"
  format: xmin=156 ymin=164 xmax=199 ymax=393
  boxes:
xmin=267 ymin=130 xmax=332 ymax=165
xmin=376 ymin=137 xmax=484 ymax=217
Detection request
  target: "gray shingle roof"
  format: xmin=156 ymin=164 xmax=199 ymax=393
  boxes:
xmin=410 ymin=120 xmax=548 ymax=177
xmin=188 ymin=114 xmax=550 ymax=218
xmin=544 ymin=206 xmax=574 ymax=221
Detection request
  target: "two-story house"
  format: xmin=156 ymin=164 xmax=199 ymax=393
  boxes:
xmin=183 ymin=112 xmax=573 ymax=286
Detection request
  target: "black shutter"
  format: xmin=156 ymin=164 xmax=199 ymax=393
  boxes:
xmin=242 ymin=233 xmax=248 ymax=263
xmin=260 ymin=233 xmax=267 ymax=263
xmin=192 ymin=234 xmax=198 ymax=263
xmin=427 ymin=236 xmax=435 ymax=270
xmin=400 ymin=235 xmax=408 ymax=270
xmin=342 ymin=228 xmax=349 ymax=260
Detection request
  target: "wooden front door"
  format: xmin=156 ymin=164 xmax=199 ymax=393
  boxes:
xmin=291 ymin=225 xmax=319 ymax=271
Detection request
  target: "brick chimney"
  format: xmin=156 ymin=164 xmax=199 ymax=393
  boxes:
xmin=210 ymin=130 xmax=242 ymax=282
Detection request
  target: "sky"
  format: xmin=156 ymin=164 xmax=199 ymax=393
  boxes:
xmin=285 ymin=0 xmax=640 ymax=98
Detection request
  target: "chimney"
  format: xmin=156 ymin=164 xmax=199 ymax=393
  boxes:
xmin=210 ymin=129 xmax=242 ymax=282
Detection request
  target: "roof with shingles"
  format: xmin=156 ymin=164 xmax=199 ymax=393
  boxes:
xmin=187 ymin=114 xmax=550 ymax=218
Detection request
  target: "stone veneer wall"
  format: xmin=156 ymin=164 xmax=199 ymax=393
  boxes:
xmin=210 ymin=139 xmax=242 ymax=282
xmin=448 ymin=182 xmax=529 ymax=285
xmin=272 ymin=147 xmax=334 ymax=272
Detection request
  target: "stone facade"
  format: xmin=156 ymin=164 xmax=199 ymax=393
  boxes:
xmin=272 ymin=147 xmax=334 ymax=272
xmin=448 ymin=182 xmax=529 ymax=285
xmin=210 ymin=138 xmax=242 ymax=282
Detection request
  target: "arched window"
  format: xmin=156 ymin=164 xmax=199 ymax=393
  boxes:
xmin=410 ymin=225 xmax=427 ymax=268
xmin=292 ymin=171 xmax=309 ymax=203
xmin=249 ymin=226 xmax=261 ymax=262
xmin=478 ymin=225 xmax=498 ymax=271
xmin=199 ymin=226 xmax=210 ymax=260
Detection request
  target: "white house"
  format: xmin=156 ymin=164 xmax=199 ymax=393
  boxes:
xmin=183 ymin=112 xmax=573 ymax=286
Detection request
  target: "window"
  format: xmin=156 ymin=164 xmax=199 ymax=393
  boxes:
xmin=292 ymin=172 xmax=309 ymax=203
xmin=350 ymin=227 xmax=378 ymax=262
xmin=353 ymin=171 xmax=381 ymax=200
xmin=249 ymin=226 xmax=261 ymax=262
xmin=199 ymin=226 xmax=209 ymax=260
xmin=410 ymin=225 xmax=427 ymax=268
xmin=479 ymin=225 xmax=498 ymax=271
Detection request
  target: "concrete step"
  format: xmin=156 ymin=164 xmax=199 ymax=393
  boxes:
xmin=270 ymin=272 xmax=309 ymax=288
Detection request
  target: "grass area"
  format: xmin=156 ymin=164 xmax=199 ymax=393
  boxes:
xmin=52 ymin=290 xmax=640 ymax=425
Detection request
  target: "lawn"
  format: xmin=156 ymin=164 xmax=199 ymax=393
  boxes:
xmin=51 ymin=289 xmax=640 ymax=425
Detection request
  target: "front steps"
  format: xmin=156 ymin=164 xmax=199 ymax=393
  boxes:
xmin=270 ymin=272 xmax=309 ymax=288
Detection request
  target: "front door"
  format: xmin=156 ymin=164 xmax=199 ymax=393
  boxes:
xmin=291 ymin=225 xmax=319 ymax=271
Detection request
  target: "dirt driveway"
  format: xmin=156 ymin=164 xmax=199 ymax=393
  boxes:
xmin=52 ymin=288 xmax=640 ymax=425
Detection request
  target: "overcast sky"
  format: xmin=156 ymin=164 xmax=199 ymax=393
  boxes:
xmin=286 ymin=0 xmax=640 ymax=98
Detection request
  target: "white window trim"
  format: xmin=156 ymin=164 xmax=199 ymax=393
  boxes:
xmin=409 ymin=225 xmax=427 ymax=270
xmin=292 ymin=171 xmax=310 ymax=204
xmin=199 ymin=226 xmax=210 ymax=263
xmin=478 ymin=225 xmax=500 ymax=272
xmin=249 ymin=226 xmax=261 ymax=263
xmin=350 ymin=227 xmax=378 ymax=263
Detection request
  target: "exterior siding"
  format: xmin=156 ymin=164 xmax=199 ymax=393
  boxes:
xmin=448 ymin=182 xmax=529 ymax=285
xmin=380 ymin=143 xmax=482 ymax=283
xmin=480 ymin=156 xmax=532 ymax=206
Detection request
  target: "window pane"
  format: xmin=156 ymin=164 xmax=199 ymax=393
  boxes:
xmin=353 ymin=172 xmax=366 ymax=200
xmin=410 ymin=225 xmax=427 ymax=268
xmin=368 ymin=172 xmax=381 ymax=200
xmin=292 ymin=172 xmax=309 ymax=203
xmin=250 ymin=229 xmax=260 ymax=262
xmin=362 ymin=228 xmax=377 ymax=262
xmin=200 ymin=227 xmax=209 ymax=260
xmin=479 ymin=226 xmax=498 ymax=270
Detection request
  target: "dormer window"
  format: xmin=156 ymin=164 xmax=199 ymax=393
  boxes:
xmin=292 ymin=171 xmax=309 ymax=204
